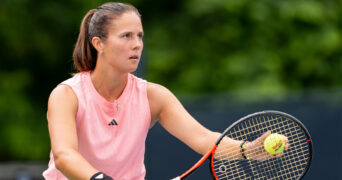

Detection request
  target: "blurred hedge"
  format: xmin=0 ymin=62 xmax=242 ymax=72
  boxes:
xmin=142 ymin=0 xmax=342 ymax=97
xmin=0 ymin=0 xmax=341 ymax=161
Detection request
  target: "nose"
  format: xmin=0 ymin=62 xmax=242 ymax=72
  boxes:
xmin=133 ymin=36 xmax=143 ymax=51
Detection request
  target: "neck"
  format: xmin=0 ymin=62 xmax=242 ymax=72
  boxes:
xmin=90 ymin=68 xmax=128 ymax=103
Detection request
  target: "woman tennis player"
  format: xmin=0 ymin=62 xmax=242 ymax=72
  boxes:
xmin=42 ymin=2 xmax=287 ymax=180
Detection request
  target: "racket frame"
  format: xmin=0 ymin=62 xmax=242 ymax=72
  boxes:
xmin=173 ymin=110 xmax=313 ymax=180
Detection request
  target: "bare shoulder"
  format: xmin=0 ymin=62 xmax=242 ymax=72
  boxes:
xmin=48 ymin=84 xmax=78 ymax=116
xmin=49 ymin=85 xmax=77 ymax=104
xmin=146 ymin=82 xmax=176 ymax=124
xmin=147 ymin=82 xmax=171 ymax=97
xmin=146 ymin=82 xmax=177 ymax=105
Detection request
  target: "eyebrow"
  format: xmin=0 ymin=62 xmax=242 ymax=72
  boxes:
xmin=118 ymin=30 xmax=144 ymax=35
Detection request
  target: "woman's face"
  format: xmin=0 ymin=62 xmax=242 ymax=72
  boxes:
xmin=100 ymin=11 xmax=143 ymax=73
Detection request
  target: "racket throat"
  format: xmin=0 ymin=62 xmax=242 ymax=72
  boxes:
xmin=179 ymin=145 xmax=217 ymax=179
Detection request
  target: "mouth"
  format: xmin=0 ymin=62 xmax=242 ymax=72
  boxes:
xmin=129 ymin=55 xmax=139 ymax=60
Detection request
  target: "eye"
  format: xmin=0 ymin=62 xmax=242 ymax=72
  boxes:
xmin=122 ymin=33 xmax=131 ymax=38
xmin=138 ymin=33 xmax=144 ymax=39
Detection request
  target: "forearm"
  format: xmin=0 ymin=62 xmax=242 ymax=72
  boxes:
xmin=214 ymin=136 xmax=244 ymax=160
xmin=214 ymin=132 xmax=275 ymax=161
xmin=191 ymin=131 xmax=242 ymax=159
xmin=54 ymin=149 xmax=98 ymax=180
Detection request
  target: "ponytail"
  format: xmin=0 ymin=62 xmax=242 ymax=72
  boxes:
xmin=73 ymin=9 xmax=97 ymax=72
xmin=72 ymin=3 xmax=141 ymax=72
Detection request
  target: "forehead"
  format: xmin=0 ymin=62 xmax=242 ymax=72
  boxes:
xmin=108 ymin=12 xmax=143 ymax=33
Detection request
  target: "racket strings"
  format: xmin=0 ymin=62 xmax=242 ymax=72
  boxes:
xmin=212 ymin=115 xmax=310 ymax=180
xmin=214 ymin=116 xmax=294 ymax=159
xmin=214 ymin=132 xmax=309 ymax=179
xmin=214 ymin=132 xmax=308 ymax=167
xmin=215 ymin=138 xmax=309 ymax=180
xmin=215 ymin=123 xmax=308 ymax=179
xmin=215 ymin=126 xmax=308 ymax=177
xmin=214 ymin=126 xmax=307 ymax=161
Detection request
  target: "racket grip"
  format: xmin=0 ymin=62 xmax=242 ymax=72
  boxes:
xmin=171 ymin=177 xmax=181 ymax=180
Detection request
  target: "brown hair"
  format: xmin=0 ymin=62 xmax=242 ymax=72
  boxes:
xmin=72 ymin=2 xmax=141 ymax=71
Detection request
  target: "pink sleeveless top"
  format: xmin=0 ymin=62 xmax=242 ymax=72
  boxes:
xmin=43 ymin=71 xmax=151 ymax=180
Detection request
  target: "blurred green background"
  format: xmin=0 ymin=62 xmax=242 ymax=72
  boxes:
xmin=0 ymin=0 xmax=341 ymax=167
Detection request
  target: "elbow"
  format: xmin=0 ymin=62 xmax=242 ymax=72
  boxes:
xmin=53 ymin=149 xmax=71 ymax=171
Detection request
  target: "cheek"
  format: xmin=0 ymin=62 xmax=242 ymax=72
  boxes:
xmin=107 ymin=41 xmax=127 ymax=54
xmin=116 ymin=40 xmax=131 ymax=50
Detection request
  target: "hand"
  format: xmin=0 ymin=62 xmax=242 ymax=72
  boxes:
xmin=245 ymin=131 xmax=289 ymax=161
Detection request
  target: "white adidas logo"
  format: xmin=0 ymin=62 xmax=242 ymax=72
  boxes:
xmin=95 ymin=173 xmax=104 ymax=179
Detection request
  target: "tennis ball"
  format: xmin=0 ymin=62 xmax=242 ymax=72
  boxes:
xmin=263 ymin=133 xmax=286 ymax=155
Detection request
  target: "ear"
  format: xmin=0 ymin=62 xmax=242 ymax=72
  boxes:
xmin=91 ymin=36 xmax=103 ymax=53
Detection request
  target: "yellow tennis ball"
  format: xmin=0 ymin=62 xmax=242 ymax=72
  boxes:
xmin=263 ymin=133 xmax=286 ymax=155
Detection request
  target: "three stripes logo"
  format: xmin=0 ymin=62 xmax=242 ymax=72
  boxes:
xmin=108 ymin=119 xmax=118 ymax=126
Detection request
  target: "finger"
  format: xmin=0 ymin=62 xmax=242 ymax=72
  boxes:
xmin=260 ymin=131 xmax=271 ymax=141
xmin=281 ymin=135 xmax=289 ymax=143
xmin=285 ymin=143 xmax=290 ymax=150
xmin=280 ymin=135 xmax=290 ymax=150
xmin=260 ymin=151 xmax=275 ymax=161
xmin=257 ymin=153 xmax=270 ymax=161
xmin=269 ymin=154 xmax=277 ymax=160
xmin=275 ymin=152 xmax=284 ymax=158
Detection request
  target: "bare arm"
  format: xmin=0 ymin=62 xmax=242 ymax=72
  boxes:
xmin=147 ymin=83 xmax=243 ymax=156
xmin=47 ymin=85 xmax=98 ymax=180
xmin=147 ymin=83 xmax=288 ymax=161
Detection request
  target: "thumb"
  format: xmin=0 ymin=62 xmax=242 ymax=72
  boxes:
xmin=259 ymin=131 xmax=271 ymax=142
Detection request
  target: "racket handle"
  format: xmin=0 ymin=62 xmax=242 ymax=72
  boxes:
xmin=171 ymin=177 xmax=181 ymax=180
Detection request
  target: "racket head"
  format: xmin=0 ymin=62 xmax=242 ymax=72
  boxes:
xmin=211 ymin=110 xmax=313 ymax=180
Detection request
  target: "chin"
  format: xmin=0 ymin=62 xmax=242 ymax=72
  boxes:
xmin=127 ymin=67 xmax=139 ymax=73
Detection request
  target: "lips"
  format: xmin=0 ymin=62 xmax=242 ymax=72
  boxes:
xmin=129 ymin=55 xmax=139 ymax=60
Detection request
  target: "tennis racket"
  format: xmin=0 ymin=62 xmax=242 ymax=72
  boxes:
xmin=171 ymin=110 xmax=312 ymax=180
